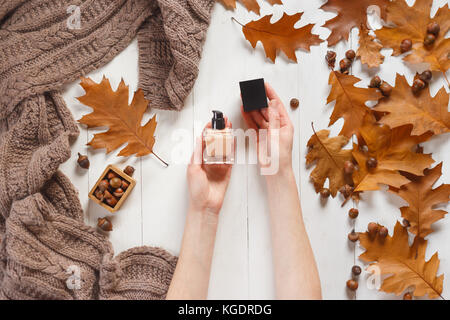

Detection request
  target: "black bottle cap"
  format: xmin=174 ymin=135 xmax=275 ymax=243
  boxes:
xmin=239 ymin=78 xmax=268 ymax=112
xmin=212 ymin=110 xmax=225 ymax=130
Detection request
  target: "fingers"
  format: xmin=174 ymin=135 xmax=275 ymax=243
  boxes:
xmin=189 ymin=136 xmax=203 ymax=167
xmin=265 ymin=82 xmax=281 ymax=102
xmin=250 ymin=111 xmax=268 ymax=129
xmin=265 ymin=82 xmax=291 ymax=127
xmin=241 ymin=105 xmax=258 ymax=130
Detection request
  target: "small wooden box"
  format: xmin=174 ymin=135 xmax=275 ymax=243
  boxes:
xmin=88 ymin=164 xmax=136 ymax=213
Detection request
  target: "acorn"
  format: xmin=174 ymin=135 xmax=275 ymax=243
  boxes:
xmin=379 ymin=226 xmax=389 ymax=238
xmin=97 ymin=217 xmax=113 ymax=232
xmin=403 ymin=219 xmax=411 ymax=228
xmin=94 ymin=189 xmax=104 ymax=201
xmin=124 ymin=165 xmax=135 ymax=177
xmin=106 ymin=196 xmax=118 ymax=207
xmin=98 ymin=179 xmax=109 ymax=192
xmin=369 ymin=76 xmax=382 ymax=88
xmin=110 ymin=177 xmax=122 ymax=189
xmin=427 ymin=22 xmax=440 ymax=36
xmin=412 ymin=79 xmax=425 ymax=94
xmin=352 ymin=265 xmax=362 ymax=276
xmin=424 ymin=34 xmax=436 ymax=46
xmin=344 ymin=160 xmax=355 ymax=175
xmin=403 ymin=292 xmax=413 ymax=300
xmin=340 ymin=58 xmax=352 ymax=72
xmin=379 ymin=82 xmax=392 ymax=97
xmin=326 ymin=50 xmax=337 ymax=68
xmin=113 ymin=188 xmax=124 ymax=198
xmin=121 ymin=180 xmax=129 ymax=190
xmin=290 ymin=98 xmax=300 ymax=109
xmin=340 ymin=184 xmax=354 ymax=198
xmin=400 ymin=39 xmax=412 ymax=53
xmin=77 ymin=153 xmax=90 ymax=169
xmin=368 ymin=222 xmax=379 ymax=237
xmin=346 ymin=279 xmax=358 ymax=291
xmin=107 ymin=171 xmax=118 ymax=180
xmin=345 ymin=49 xmax=356 ymax=61
xmin=103 ymin=190 xmax=113 ymax=200
xmin=366 ymin=157 xmax=378 ymax=170
xmin=348 ymin=230 xmax=359 ymax=242
xmin=419 ymin=70 xmax=432 ymax=83
xmin=320 ymin=188 xmax=331 ymax=199
xmin=348 ymin=208 xmax=359 ymax=219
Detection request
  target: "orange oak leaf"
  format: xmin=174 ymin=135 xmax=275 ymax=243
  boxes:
xmin=373 ymin=74 xmax=450 ymax=136
xmin=390 ymin=163 xmax=450 ymax=238
xmin=217 ymin=0 xmax=282 ymax=14
xmin=357 ymin=25 xmax=384 ymax=68
xmin=327 ymin=71 xmax=383 ymax=138
xmin=352 ymin=118 xmax=434 ymax=191
xmin=239 ymin=13 xmax=323 ymax=63
xmin=359 ymin=222 xmax=444 ymax=299
xmin=375 ymin=0 xmax=450 ymax=73
xmin=306 ymin=127 xmax=353 ymax=197
xmin=78 ymin=77 xmax=166 ymax=164
xmin=320 ymin=0 xmax=389 ymax=46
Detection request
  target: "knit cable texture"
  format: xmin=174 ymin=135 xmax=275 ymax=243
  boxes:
xmin=0 ymin=0 xmax=214 ymax=299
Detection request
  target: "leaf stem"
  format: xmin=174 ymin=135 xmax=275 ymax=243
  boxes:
xmin=152 ymin=151 xmax=169 ymax=167
xmin=311 ymin=122 xmax=340 ymax=168
xmin=231 ymin=17 xmax=244 ymax=27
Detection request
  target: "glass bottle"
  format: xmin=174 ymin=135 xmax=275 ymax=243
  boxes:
xmin=203 ymin=110 xmax=235 ymax=165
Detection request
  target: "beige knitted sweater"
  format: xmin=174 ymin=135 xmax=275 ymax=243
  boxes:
xmin=0 ymin=0 xmax=214 ymax=299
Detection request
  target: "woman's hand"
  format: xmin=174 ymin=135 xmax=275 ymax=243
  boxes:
xmin=240 ymin=83 xmax=294 ymax=177
xmin=187 ymin=119 xmax=233 ymax=214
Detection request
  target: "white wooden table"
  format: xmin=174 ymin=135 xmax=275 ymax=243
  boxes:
xmin=60 ymin=0 xmax=450 ymax=299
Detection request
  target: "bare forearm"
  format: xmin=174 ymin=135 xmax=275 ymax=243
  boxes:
xmin=266 ymin=168 xmax=322 ymax=300
xmin=166 ymin=206 xmax=219 ymax=300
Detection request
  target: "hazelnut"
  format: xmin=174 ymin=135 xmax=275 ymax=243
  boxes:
xmin=348 ymin=208 xmax=359 ymax=219
xmin=124 ymin=165 xmax=135 ymax=177
xmin=368 ymin=222 xmax=379 ymax=237
xmin=366 ymin=157 xmax=378 ymax=170
xmin=426 ymin=22 xmax=440 ymax=36
xmin=340 ymin=58 xmax=352 ymax=72
xmin=97 ymin=217 xmax=113 ymax=232
xmin=348 ymin=230 xmax=359 ymax=242
xmin=352 ymin=265 xmax=362 ymax=276
xmin=403 ymin=292 xmax=413 ymax=300
xmin=345 ymin=49 xmax=356 ymax=61
xmin=110 ymin=177 xmax=122 ymax=189
xmin=77 ymin=153 xmax=90 ymax=169
xmin=121 ymin=180 xmax=129 ymax=190
xmin=412 ymin=79 xmax=425 ymax=94
xmin=344 ymin=160 xmax=355 ymax=175
xmin=107 ymin=171 xmax=118 ymax=180
xmin=424 ymin=34 xmax=436 ymax=46
xmin=320 ymin=188 xmax=331 ymax=199
xmin=290 ymin=98 xmax=300 ymax=109
xmin=379 ymin=82 xmax=392 ymax=97
xmin=346 ymin=279 xmax=358 ymax=291
xmin=98 ymin=179 xmax=109 ymax=192
xmin=369 ymin=76 xmax=382 ymax=88
xmin=94 ymin=189 xmax=104 ymax=201
xmin=400 ymin=39 xmax=412 ymax=53
xmin=113 ymin=188 xmax=124 ymax=198
xmin=419 ymin=70 xmax=432 ymax=83
xmin=104 ymin=190 xmax=113 ymax=200
xmin=379 ymin=226 xmax=388 ymax=238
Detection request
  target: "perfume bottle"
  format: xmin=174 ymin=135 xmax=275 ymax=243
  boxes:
xmin=203 ymin=110 xmax=235 ymax=165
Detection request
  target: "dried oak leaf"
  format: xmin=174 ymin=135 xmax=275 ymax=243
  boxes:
xmin=218 ymin=0 xmax=282 ymax=14
xmin=373 ymin=74 xmax=450 ymax=136
xmin=390 ymin=163 xmax=450 ymax=238
xmin=327 ymin=71 xmax=383 ymax=138
xmin=320 ymin=0 xmax=389 ymax=46
xmin=360 ymin=221 xmax=444 ymax=299
xmin=352 ymin=117 xmax=434 ymax=192
xmin=78 ymin=77 xmax=161 ymax=159
xmin=241 ymin=13 xmax=323 ymax=63
xmin=357 ymin=25 xmax=384 ymax=68
xmin=375 ymin=0 xmax=450 ymax=73
xmin=306 ymin=128 xmax=353 ymax=197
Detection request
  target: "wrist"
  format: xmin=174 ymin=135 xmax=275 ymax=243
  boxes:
xmin=188 ymin=204 xmax=220 ymax=225
xmin=264 ymin=164 xmax=295 ymax=184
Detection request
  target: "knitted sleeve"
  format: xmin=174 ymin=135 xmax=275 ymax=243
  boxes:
xmin=138 ymin=0 xmax=215 ymax=110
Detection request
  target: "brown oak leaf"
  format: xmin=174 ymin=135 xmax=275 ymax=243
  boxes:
xmin=320 ymin=0 xmax=389 ymax=46
xmin=352 ymin=117 xmax=434 ymax=191
xmin=240 ymin=13 xmax=323 ymax=63
xmin=78 ymin=77 xmax=165 ymax=163
xmin=359 ymin=221 xmax=444 ymax=299
xmin=375 ymin=0 xmax=450 ymax=73
xmin=217 ymin=0 xmax=282 ymax=14
xmin=306 ymin=127 xmax=353 ymax=197
xmin=390 ymin=163 xmax=450 ymax=238
xmin=357 ymin=25 xmax=384 ymax=68
xmin=327 ymin=71 xmax=383 ymax=138
xmin=373 ymin=74 xmax=450 ymax=136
